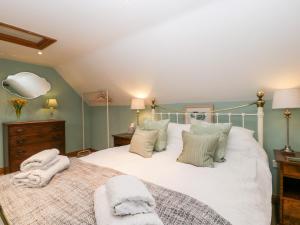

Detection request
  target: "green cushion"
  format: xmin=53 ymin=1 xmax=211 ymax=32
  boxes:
xmin=129 ymin=128 xmax=158 ymax=158
xmin=177 ymin=131 xmax=219 ymax=167
xmin=142 ymin=119 xmax=170 ymax=151
xmin=190 ymin=120 xmax=232 ymax=162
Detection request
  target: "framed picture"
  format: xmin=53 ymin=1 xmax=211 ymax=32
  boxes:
xmin=185 ymin=104 xmax=214 ymax=124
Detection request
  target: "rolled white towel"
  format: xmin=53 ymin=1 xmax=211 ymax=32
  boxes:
xmin=106 ymin=175 xmax=156 ymax=216
xmin=20 ymin=149 xmax=60 ymax=172
xmin=12 ymin=155 xmax=70 ymax=188
xmin=94 ymin=186 xmax=164 ymax=225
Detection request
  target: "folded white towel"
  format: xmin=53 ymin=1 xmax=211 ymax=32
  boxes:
xmin=12 ymin=155 xmax=70 ymax=188
xmin=20 ymin=149 xmax=60 ymax=172
xmin=106 ymin=175 xmax=156 ymax=216
xmin=94 ymin=186 xmax=164 ymax=225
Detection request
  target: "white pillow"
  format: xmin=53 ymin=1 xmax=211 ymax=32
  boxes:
xmin=167 ymin=123 xmax=190 ymax=140
xmin=226 ymin=126 xmax=255 ymax=152
xmin=229 ymin=126 xmax=255 ymax=138
xmin=226 ymin=126 xmax=268 ymax=162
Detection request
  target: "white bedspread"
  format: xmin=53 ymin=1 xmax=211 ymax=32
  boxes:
xmin=82 ymin=131 xmax=272 ymax=225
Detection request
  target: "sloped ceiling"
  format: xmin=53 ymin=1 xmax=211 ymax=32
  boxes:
xmin=1 ymin=0 xmax=300 ymax=105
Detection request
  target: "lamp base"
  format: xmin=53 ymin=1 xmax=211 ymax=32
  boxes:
xmin=281 ymin=145 xmax=294 ymax=153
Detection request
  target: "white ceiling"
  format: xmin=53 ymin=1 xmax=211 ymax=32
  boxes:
xmin=1 ymin=0 xmax=300 ymax=105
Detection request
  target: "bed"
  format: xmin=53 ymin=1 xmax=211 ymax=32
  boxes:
xmin=81 ymin=124 xmax=272 ymax=225
xmin=0 ymin=92 xmax=272 ymax=225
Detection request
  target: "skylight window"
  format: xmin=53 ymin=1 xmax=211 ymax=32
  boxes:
xmin=0 ymin=22 xmax=56 ymax=50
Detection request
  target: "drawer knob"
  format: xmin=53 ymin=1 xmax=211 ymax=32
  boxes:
xmin=15 ymin=154 xmax=24 ymax=159
xmin=16 ymin=149 xmax=26 ymax=154
xmin=16 ymin=139 xmax=25 ymax=144
xmin=16 ymin=128 xmax=24 ymax=133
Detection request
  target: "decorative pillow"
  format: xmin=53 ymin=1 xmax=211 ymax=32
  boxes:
xmin=142 ymin=119 xmax=170 ymax=151
xmin=129 ymin=128 xmax=158 ymax=158
xmin=190 ymin=120 xmax=232 ymax=162
xmin=177 ymin=131 xmax=219 ymax=167
xmin=167 ymin=123 xmax=191 ymax=139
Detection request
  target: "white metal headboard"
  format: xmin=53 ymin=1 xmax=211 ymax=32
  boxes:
xmin=151 ymin=91 xmax=265 ymax=146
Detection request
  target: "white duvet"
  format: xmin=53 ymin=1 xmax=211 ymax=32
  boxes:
xmin=82 ymin=125 xmax=272 ymax=225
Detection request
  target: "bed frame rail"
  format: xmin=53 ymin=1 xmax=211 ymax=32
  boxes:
xmin=151 ymin=91 xmax=265 ymax=146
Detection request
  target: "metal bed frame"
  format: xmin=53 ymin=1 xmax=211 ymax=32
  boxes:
xmin=151 ymin=91 xmax=265 ymax=146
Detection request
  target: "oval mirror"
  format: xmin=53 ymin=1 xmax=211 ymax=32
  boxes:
xmin=2 ymin=72 xmax=51 ymax=99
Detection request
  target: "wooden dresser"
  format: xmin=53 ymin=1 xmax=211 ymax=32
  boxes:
xmin=275 ymin=150 xmax=300 ymax=225
xmin=3 ymin=120 xmax=65 ymax=173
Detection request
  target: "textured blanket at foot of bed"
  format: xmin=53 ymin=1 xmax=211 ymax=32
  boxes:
xmin=0 ymin=158 xmax=231 ymax=225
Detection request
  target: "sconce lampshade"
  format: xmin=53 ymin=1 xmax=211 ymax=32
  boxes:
xmin=47 ymin=98 xmax=58 ymax=108
xmin=131 ymin=98 xmax=145 ymax=110
xmin=272 ymin=88 xmax=300 ymax=109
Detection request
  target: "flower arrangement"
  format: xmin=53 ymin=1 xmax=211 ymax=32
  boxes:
xmin=10 ymin=99 xmax=27 ymax=120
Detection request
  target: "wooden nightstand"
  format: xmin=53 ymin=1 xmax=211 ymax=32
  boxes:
xmin=275 ymin=150 xmax=300 ymax=225
xmin=112 ymin=133 xmax=133 ymax=147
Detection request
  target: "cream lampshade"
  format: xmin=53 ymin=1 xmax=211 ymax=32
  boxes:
xmin=131 ymin=98 xmax=145 ymax=110
xmin=47 ymin=98 xmax=58 ymax=108
xmin=272 ymin=88 xmax=300 ymax=109
xmin=46 ymin=98 xmax=58 ymax=118
xmin=131 ymin=98 xmax=145 ymax=125
xmin=272 ymin=88 xmax=300 ymax=152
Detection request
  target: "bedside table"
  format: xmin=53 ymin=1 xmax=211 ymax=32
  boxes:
xmin=112 ymin=133 xmax=133 ymax=147
xmin=275 ymin=150 xmax=300 ymax=225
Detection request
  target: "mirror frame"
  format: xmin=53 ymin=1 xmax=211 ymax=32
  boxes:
xmin=2 ymin=72 xmax=51 ymax=99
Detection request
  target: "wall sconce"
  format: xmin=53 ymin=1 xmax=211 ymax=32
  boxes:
xmin=46 ymin=98 xmax=58 ymax=118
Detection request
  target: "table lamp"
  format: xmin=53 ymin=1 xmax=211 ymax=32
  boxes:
xmin=46 ymin=98 xmax=58 ymax=118
xmin=131 ymin=98 xmax=145 ymax=126
xmin=272 ymin=88 xmax=300 ymax=152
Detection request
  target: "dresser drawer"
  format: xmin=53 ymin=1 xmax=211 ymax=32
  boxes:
xmin=8 ymin=126 xmax=29 ymax=136
xmin=283 ymin=164 xmax=300 ymax=178
xmin=9 ymin=147 xmax=32 ymax=160
xmin=282 ymin=199 xmax=300 ymax=224
xmin=10 ymin=141 xmax=64 ymax=156
xmin=9 ymin=131 xmax=65 ymax=147
xmin=8 ymin=123 xmax=64 ymax=136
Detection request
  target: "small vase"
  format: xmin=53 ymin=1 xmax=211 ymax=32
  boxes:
xmin=15 ymin=108 xmax=22 ymax=120
xmin=11 ymin=99 xmax=27 ymax=121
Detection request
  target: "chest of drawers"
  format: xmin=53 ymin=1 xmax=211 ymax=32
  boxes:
xmin=3 ymin=120 xmax=65 ymax=173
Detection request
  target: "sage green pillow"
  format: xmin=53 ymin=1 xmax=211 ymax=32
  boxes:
xmin=190 ymin=120 xmax=232 ymax=162
xmin=177 ymin=131 xmax=219 ymax=167
xmin=142 ymin=119 xmax=170 ymax=151
xmin=129 ymin=128 xmax=158 ymax=158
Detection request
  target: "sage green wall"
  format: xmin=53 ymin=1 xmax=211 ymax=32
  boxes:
xmin=0 ymin=58 xmax=91 ymax=167
xmin=90 ymin=101 xmax=300 ymax=194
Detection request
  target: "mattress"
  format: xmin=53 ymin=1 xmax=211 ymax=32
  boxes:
xmin=81 ymin=128 xmax=272 ymax=225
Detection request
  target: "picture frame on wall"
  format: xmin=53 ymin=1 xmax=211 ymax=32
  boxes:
xmin=185 ymin=104 xmax=214 ymax=123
